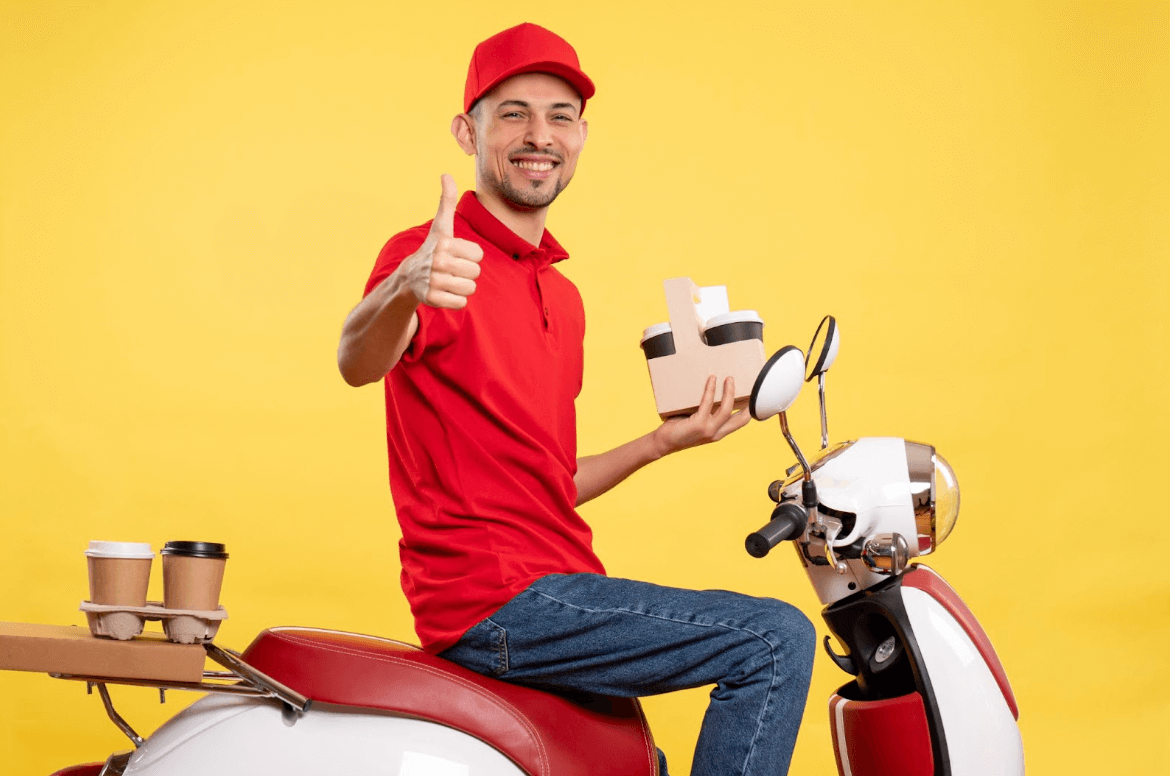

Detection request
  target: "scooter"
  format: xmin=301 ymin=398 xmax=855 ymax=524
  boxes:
xmin=45 ymin=317 xmax=1022 ymax=776
xmin=745 ymin=316 xmax=1024 ymax=776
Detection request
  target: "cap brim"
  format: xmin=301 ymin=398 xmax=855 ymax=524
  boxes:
xmin=466 ymin=61 xmax=595 ymax=113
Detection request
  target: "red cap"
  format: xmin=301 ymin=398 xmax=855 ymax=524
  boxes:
xmin=464 ymin=23 xmax=595 ymax=114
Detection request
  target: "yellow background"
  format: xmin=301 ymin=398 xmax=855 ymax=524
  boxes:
xmin=2 ymin=1 xmax=1167 ymax=773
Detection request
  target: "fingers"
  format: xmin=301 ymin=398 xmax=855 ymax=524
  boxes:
xmin=713 ymin=377 xmax=736 ymax=421
xmin=423 ymin=288 xmax=473 ymax=310
xmin=713 ymin=404 xmax=752 ymax=441
xmin=420 ymin=237 xmax=483 ymax=309
xmin=431 ymin=173 xmax=458 ymax=236
xmin=429 ymin=270 xmax=477 ymax=300
xmin=695 ymin=375 xmax=717 ymax=417
xmin=436 ymin=236 xmax=483 ymax=264
xmin=430 ymin=239 xmax=483 ymax=294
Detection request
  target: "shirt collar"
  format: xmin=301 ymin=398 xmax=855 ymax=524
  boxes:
xmin=455 ymin=191 xmax=570 ymax=264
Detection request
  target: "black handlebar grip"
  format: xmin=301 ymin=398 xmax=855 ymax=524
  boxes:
xmin=745 ymin=502 xmax=807 ymax=558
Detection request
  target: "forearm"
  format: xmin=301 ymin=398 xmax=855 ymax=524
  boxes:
xmin=573 ymin=377 xmax=752 ymax=507
xmin=574 ymin=431 xmax=666 ymax=507
xmin=337 ymin=271 xmax=420 ymax=387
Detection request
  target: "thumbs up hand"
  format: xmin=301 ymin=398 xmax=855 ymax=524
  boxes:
xmin=404 ymin=174 xmax=484 ymax=309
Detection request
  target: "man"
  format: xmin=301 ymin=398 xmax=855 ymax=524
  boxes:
xmin=337 ymin=23 xmax=814 ymax=776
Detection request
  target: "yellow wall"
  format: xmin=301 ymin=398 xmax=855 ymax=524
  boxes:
xmin=2 ymin=2 xmax=1166 ymax=773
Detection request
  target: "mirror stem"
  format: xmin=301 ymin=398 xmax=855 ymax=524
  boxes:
xmin=817 ymin=373 xmax=829 ymax=449
xmin=779 ymin=411 xmax=812 ymax=482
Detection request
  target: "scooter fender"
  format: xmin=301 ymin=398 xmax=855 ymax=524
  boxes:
xmin=123 ymin=693 xmax=525 ymax=775
xmin=822 ymin=565 xmax=1024 ymax=776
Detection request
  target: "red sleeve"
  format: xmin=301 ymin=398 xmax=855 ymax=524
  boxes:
xmin=363 ymin=224 xmax=461 ymax=364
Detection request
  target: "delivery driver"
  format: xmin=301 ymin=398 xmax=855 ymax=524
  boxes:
xmin=337 ymin=23 xmax=814 ymax=776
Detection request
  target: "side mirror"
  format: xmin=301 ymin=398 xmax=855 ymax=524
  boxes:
xmin=805 ymin=315 xmax=839 ymax=381
xmin=805 ymin=315 xmax=839 ymax=449
xmin=749 ymin=346 xmax=805 ymax=421
xmin=750 ymin=346 xmax=813 ymax=486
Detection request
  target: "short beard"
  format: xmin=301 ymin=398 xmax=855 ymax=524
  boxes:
xmin=482 ymin=164 xmax=565 ymax=211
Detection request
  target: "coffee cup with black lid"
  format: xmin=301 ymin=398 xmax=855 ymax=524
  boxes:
xmin=702 ymin=311 xmax=764 ymax=346
xmin=640 ymin=323 xmax=676 ymax=360
xmin=161 ymin=541 xmax=229 ymax=612
xmin=85 ymin=541 xmax=154 ymax=607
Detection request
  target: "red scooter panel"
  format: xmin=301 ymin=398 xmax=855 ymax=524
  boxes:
xmin=241 ymin=627 xmax=658 ymax=776
xmin=829 ymin=691 xmax=934 ymax=776
xmin=48 ymin=765 xmax=103 ymax=776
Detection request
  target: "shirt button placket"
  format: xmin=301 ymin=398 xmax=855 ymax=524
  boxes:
xmin=532 ymin=262 xmax=550 ymax=331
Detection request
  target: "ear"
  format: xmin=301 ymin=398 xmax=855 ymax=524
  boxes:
xmin=451 ymin=114 xmax=477 ymax=156
xmin=580 ymin=118 xmax=588 ymax=145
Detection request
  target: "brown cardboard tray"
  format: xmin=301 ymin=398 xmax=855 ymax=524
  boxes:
xmin=0 ymin=621 xmax=205 ymax=683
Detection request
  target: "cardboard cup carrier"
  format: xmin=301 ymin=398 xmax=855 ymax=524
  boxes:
xmin=162 ymin=541 xmax=229 ymax=611
xmin=80 ymin=540 xmax=230 ymax=643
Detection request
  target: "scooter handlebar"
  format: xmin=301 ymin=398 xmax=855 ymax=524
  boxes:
xmin=745 ymin=502 xmax=808 ymax=558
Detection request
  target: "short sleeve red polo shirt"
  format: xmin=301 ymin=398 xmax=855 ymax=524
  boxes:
xmin=364 ymin=191 xmax=606 ymax=654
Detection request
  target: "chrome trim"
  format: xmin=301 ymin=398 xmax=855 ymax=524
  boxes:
xmin=821 ymin=521 xmax=849 ymax=574
xmin=778 ymin=412 xmax=811 ymax=481
xmin=52 ymin=640 xmax=313 ymax=747
xmin=905 ymin=441 xmax=937 ymax=552
xmin=98 ymin=751 xmax=131 ymax=776
xmin=817 ymin=373 xmax=829 ymax=449
xmin=96 ymin=683 xmax=143 ymax=747
xmin=861 ymin=533 xmax=910 ymax=575
xmin=56 ymin=672 xmax=286 ymax=701
xmin=205 ymin=642 xmax=311 ymax=715
xmin=54 ymin=647 xmax=310 ymax=715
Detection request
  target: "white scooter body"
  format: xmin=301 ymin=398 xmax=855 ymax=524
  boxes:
xmin=125 ymin=694 xmax=523 ymax=776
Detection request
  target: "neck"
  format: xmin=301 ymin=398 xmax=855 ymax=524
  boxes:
xmin=475 ymin=186 xmax=548 ymax=247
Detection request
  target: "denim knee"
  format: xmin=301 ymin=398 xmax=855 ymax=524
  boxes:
xmin=756 ymin=599 xmax=817 ymax=672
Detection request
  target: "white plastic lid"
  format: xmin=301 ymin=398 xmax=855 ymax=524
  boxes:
xmin=85 ymin=541 xmax=154 ymax=559
xmin=640 ymin=322 xmax=673 ymax=344
xmin=703 ymin=310 xmax=764 ymax=330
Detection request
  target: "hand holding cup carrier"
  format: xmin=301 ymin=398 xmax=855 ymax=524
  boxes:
xmin=80 ymin=540 xmax=229 ymax=644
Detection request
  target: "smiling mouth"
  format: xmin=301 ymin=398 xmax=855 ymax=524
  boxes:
xmin=512 ymin=159 xmax=558 ymax=172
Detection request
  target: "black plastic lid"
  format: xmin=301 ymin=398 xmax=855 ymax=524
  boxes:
xmin=161 ymin=541 xmax=229 ymax=559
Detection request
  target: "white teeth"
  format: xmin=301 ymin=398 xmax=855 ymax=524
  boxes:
xmin=513 ymin=160 xmax=555 ymax=171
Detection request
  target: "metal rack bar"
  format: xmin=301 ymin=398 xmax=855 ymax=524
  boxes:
xmin=50 ymin=639 xmax=313 ymax=748
xmin=96 ymin=683 xmax=144 ymax=747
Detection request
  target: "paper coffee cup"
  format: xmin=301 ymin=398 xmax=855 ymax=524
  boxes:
xmin=161 ymin=541 xmax=228 ymax=612
xmin=702 ymin=310 xmax=764 ymax=346
xmin=640 ymin=322 xmax=676 ymax=360
xmin=85 ymin=541 xmax=154 ymax=607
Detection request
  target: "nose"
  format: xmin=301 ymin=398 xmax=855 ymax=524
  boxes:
xmin=524 ymin=115 xmax=554 ymax=149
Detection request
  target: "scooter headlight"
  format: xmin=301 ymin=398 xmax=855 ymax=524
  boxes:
xmin=906 ymin=442 xmax=961 ymax=555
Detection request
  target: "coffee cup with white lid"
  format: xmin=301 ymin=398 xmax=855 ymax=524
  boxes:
xmin=702 ymin=311 xmax=764 ymax=346
xmin=162 ymin=541 xmax=229 ymax=612
xmin=640 ymin=322 xmax=676 ymax=360
xmin=85 ymin=541 xmax=154 ymax=607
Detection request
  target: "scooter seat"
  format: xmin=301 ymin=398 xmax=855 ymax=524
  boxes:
xmin=241 ymin=627 xmax=658 ymax=776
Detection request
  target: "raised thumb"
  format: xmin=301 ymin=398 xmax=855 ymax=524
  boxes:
xmin=432 ymin=173 xmax=458 ymax=235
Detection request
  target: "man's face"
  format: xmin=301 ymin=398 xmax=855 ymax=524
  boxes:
xmin=465 ymin=73 xmax=587 ymax=211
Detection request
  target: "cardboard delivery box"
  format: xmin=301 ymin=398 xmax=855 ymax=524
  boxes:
xmin=0 ymin=621 xmax=205 ymax=683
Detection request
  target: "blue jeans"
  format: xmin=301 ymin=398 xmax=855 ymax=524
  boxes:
xmin=438 ymin=573 xmax=816 ymax=776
